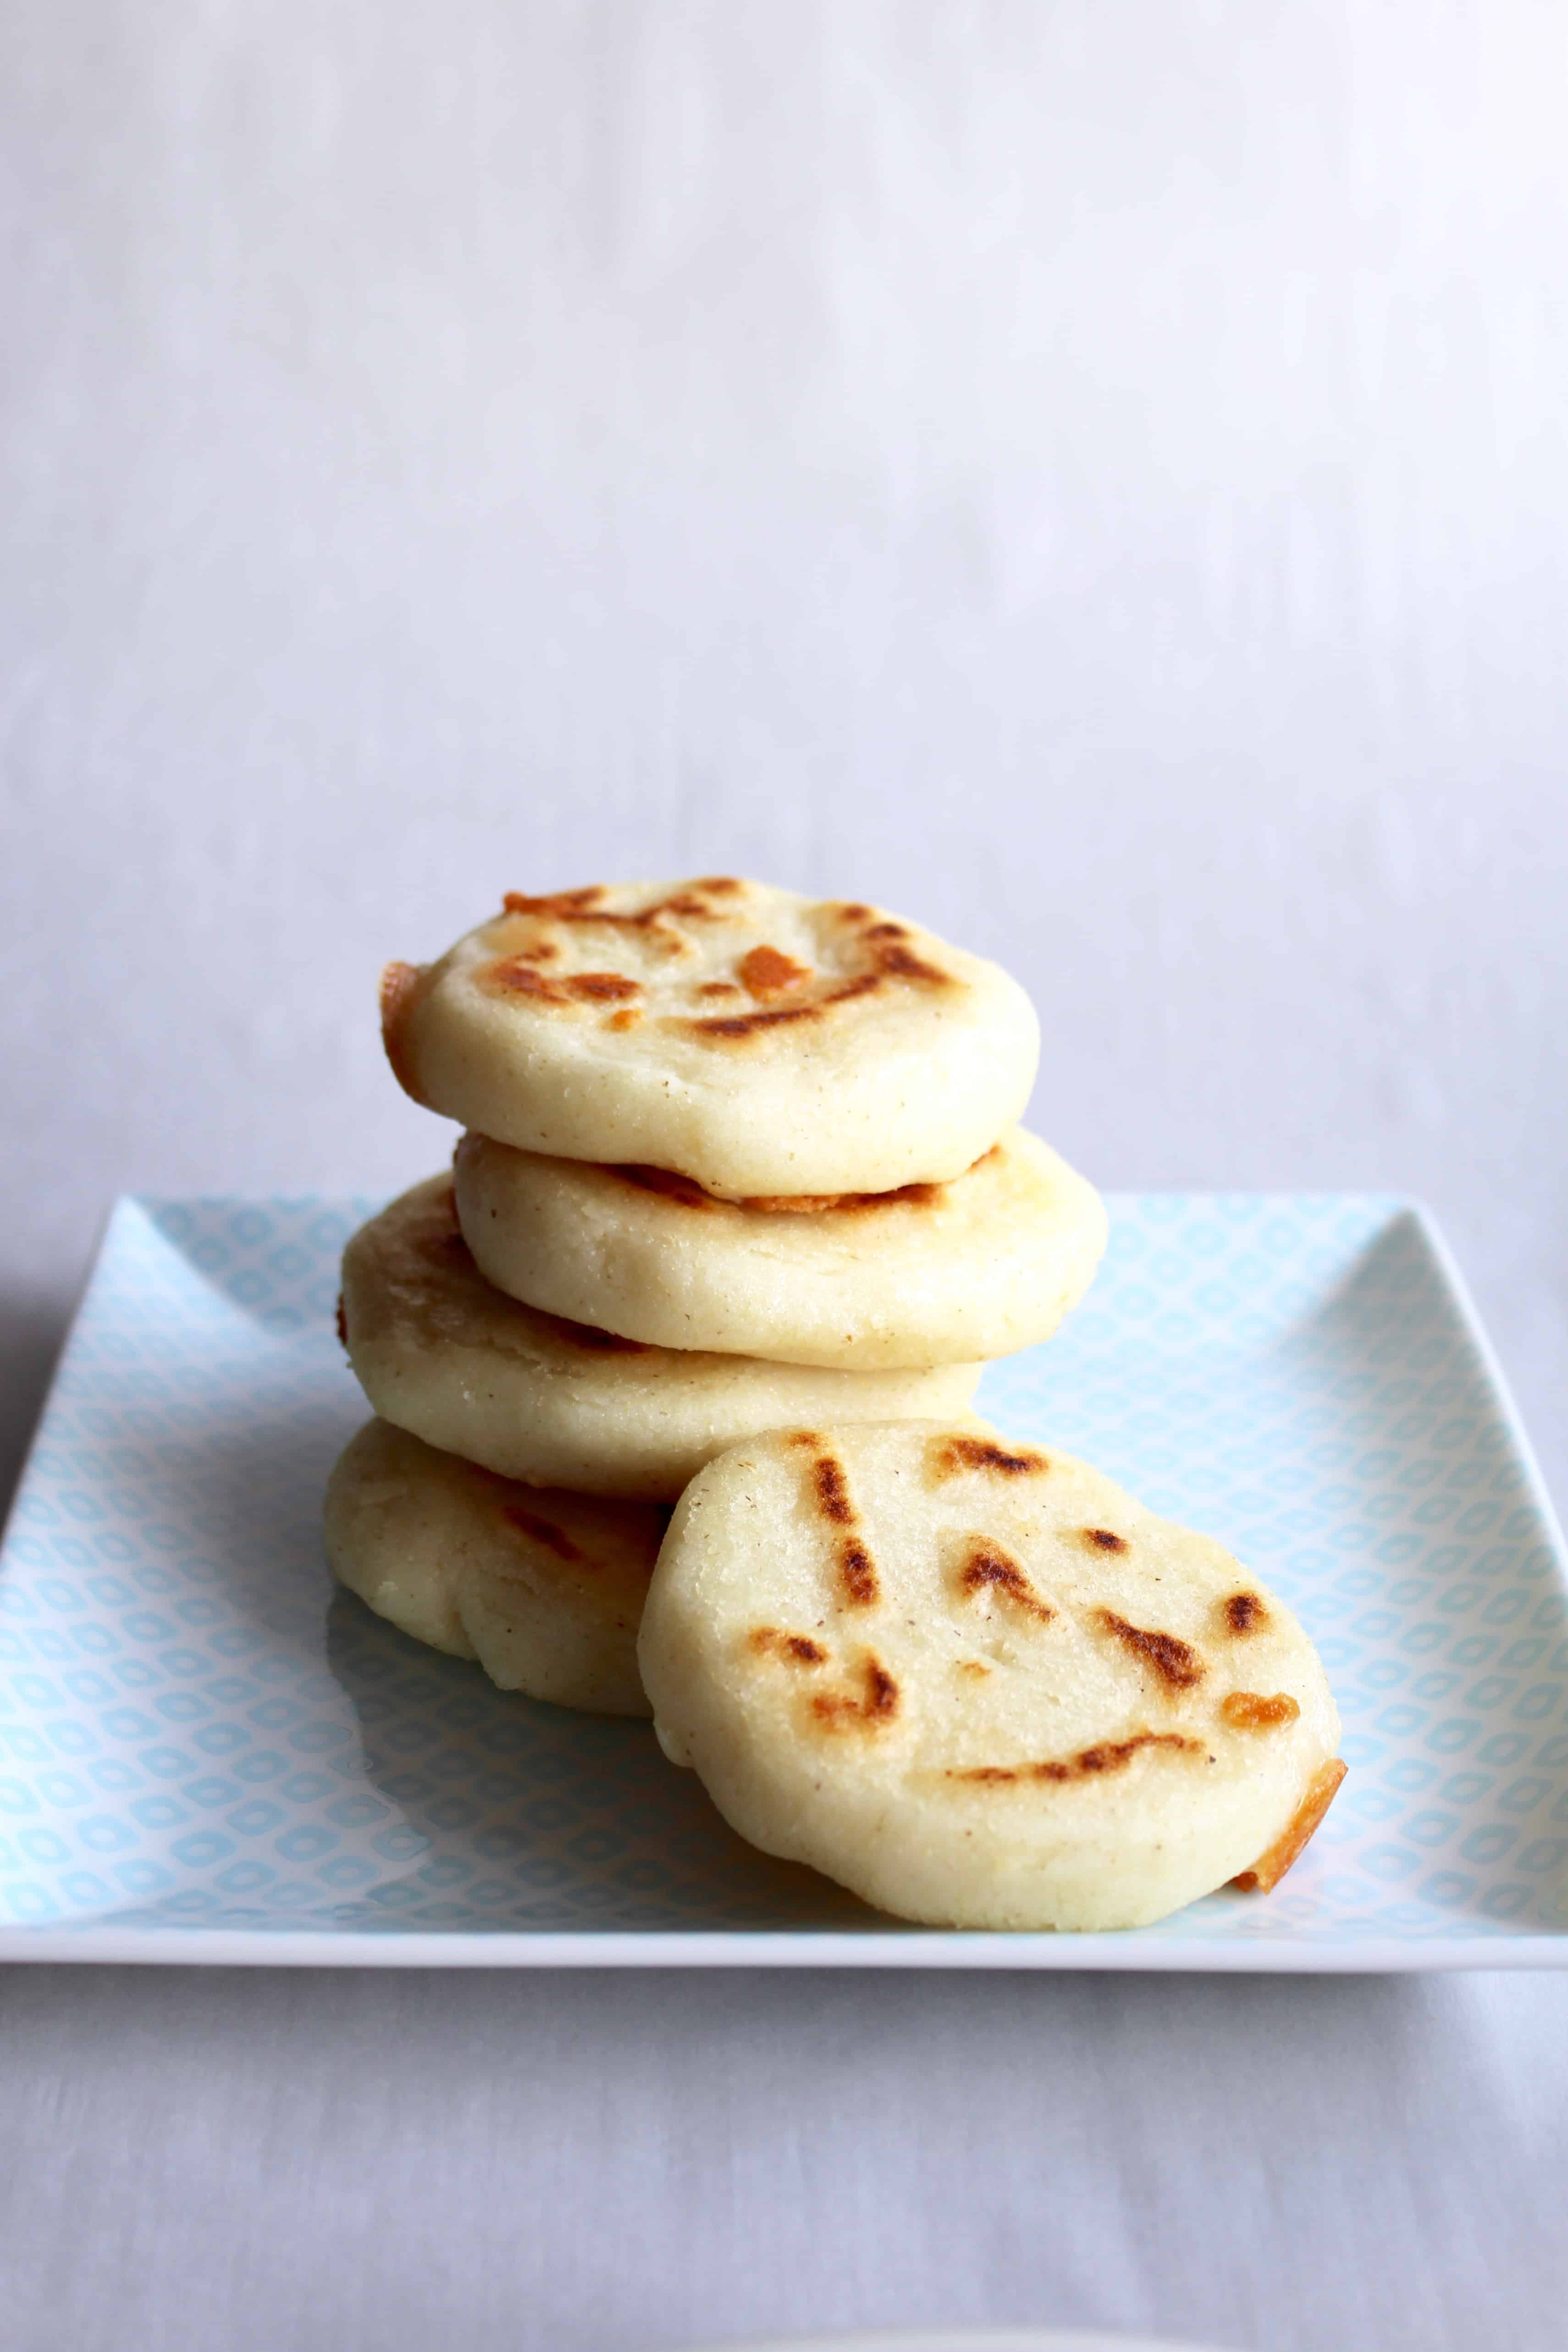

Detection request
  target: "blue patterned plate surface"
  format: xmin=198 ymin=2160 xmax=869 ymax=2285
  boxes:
xmin=2 ymin=1191 xmax=1566 ymax=1967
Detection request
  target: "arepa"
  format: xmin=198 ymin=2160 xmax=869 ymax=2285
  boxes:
xmin=339 ymin=1179 xmax=984 ymax=1502
xmin=325 ymin=1418 xmax=664 ymax=1714
xmin=638 ymin=1421 xmax=1344 ymax=1931
xmin=380 ymin=878 xmax=1038 ymax=1198
xmin=453 ymin=1126 xmax=1107 ymax=1369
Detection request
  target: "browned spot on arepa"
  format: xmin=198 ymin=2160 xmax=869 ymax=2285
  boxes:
xmin=479 ymin=957 xmax=569 ymax=1003
xmin=682 ymin=929 xmax=953 ymax=1044
xmin=927 ymin=1434 xmax=1050 ymax=1483
xmin=749 ymin=1627 xmax=828 ymax=1666
xmin=957 ymin=1541 xmax=1055 ymax=1624
xmin=803 ymin=1448 xmax=881 ymax=1607
xmin=1098 ymin=1611 xmax=1206 ymax=1690
xmin=685 ymin=976 xmax=874 ymax=1041
xmin=501 ymin=883 xmax=744 ymax=929
xmin=810 ymin=1653 xmax=900 ymax=1732
xmin=812 ymin=1453 xmax=855 ymax=1525
xmin=479 ymin=958 xmax=641 ymax=1008
xmin=739 ymin=944 xmax=813 ymax=1001
xmin=948 ymin=1731 xmax=1207 ymax=1787
xmin=379 ymin=960 xmax=428 ymax=1101
xmin=1223 ymin=1591 xmax=1269 ymax=1636
xmin=565 ymin=971 xmax=640 ymax=1003
xmin=1233 ymin=1758 xmax=1347 ymax=1891
xmin=837 ymin=1538 xmax=878 ymax=1607
xmin=1220 ymin=1690 xmax=1301 ymax=1731
xmin=876 ymin=942 xmax=951 ymax=984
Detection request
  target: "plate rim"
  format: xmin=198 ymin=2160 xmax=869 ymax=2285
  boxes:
xmin=4 ymin=1186 xmax=1568 ymax=1972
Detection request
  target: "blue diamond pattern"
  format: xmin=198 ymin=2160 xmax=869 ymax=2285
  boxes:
xmin=1 ymin=1191 xmax=1567 ymax=1958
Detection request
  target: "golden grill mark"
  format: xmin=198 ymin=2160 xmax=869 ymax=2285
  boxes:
xmin=1224 ymin=1591 xmax=1268 ymax=1636
xmin=838 ymin=1537 xmax=878 ymax=1607
xmin=1220 ymin=1690 xmax=1300 ymax=1731
xmin=698 ymin=981 xmax=742 ymax=998
xmin=1082 ymin=1527 xmax=1127 ymax=1553
xmin=748 ymin=1626 xmax=828 ymax=1666
xmin=813 ymin=1454 xmax=855 ymax=1525
xmin=568 ymin=972 xmax=640 ymax=1002
xmin=1233 ymin=1758 xmax=1348 ymax=1892
xmin=739 ymin=944 xmax=813 ymax=1001
xmin=1098 ymin=1611 xmax=1206 ymax=1689
xmin=502 ymin=887 xmax=607 ymax=917
xmin=500 ymin=883 xmax=743 ymax=928
xmin=686 ymin=972 xmax=881 ymax=1040
xmin=378 ymin=960 xmax=427 ymax=1101
xmin=480 ymin=957 xmax=564 ymax=1001
xmin=948 ymin=1732 xmax=1207 ymax=1786
xmin=958 ymin=1542 xmax=1054 ymax=1623
xmin=683 ymin=933 xmax=952 ymax=1043
xmin=479 ymin=958 xmax=641 ymax=1007
xmin=876 ymin=942 xmax=950 ymax=984
xmin=810 ymin=1653 xmax=899 ymax=1732
xmin=504 ymin=1507 xmax=585 ymax=1564
xmin=806 ymin=1448 xmax=880 ymax=1607
xmin=605 ymin=1008 xmax=641 ymax=1031
xmin=928 ymin=1435 xmax=1051 ymax=1483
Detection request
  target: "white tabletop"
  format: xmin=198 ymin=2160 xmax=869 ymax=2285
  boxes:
xmin=1 ymin=1961 xmax=1563 ymax=2352
xmin=4 ymin=1 xmax=1568 ymax=2346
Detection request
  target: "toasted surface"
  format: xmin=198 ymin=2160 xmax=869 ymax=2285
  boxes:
xmin=381 ymin=878 xmax=1039 ymax=1197
xmin=638 ymin=1422 xmax=1343 ymax=1931
xmin=323 ymin=1419 xmax=664 ymax=1714
xmin=340 ymin=1178 xmax=984 ymax=1501
xmin=453 ymin=1126 xmax=1107 ymax=1369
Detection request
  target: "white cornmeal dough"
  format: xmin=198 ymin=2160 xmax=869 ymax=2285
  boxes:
xmin=453 ymin=1126 xmax=1108 ymax=1369
xmin=339 ymin=1178 xmax=984 ymax=1502
xmin=638 ymin=1422 xmax=1345 ymax=1932
xmin=324 ymin=1418 xmax=665 ymax=1715
xmin=379 ymin=876 xmax=1038 ymax=1198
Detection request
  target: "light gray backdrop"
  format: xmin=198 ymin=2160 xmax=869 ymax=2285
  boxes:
xmin=2 ymin=5 xmax=1566 ymax=2350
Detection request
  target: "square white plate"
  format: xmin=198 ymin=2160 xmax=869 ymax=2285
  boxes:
xmin=3 ymin=1190 xmax=1567 ymax=1968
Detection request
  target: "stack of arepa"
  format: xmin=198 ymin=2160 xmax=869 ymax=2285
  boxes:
xmin=326 ymin=876 xmax=1344 ymax=1930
